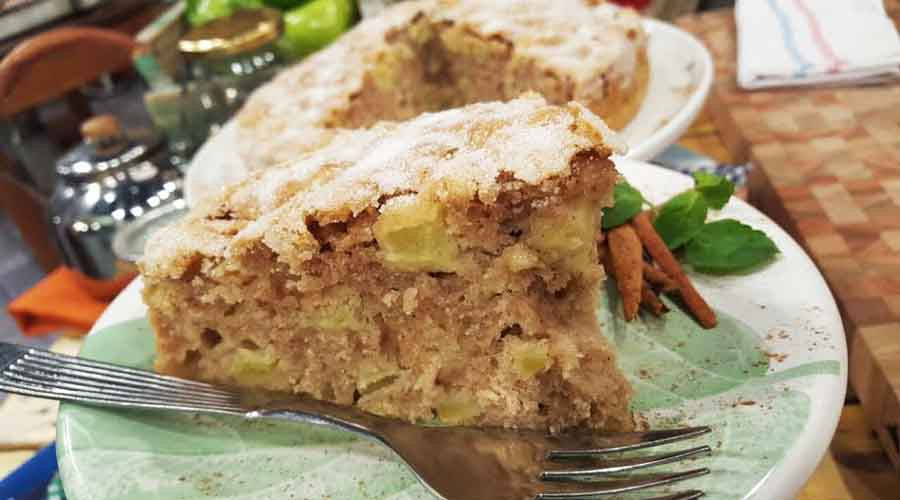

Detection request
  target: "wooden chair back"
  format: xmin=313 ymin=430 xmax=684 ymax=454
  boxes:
xmin=0 ymin=27 xmax=135 ymax=117
xmin=0 ymin=27 xmax=137 ymax=271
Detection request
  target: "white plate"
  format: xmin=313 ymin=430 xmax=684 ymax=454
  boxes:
xmin=184 ymin=20 xmax=714 ymax=204
xmin=61 ymin=160 xmax=845 ymax=500
xmin=619 ymin=19 xmax=714 ymax=160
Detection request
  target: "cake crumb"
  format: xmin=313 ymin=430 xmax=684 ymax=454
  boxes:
xmin=402 ymin=287 xmax=419 ymax=315
xmin=382 ymin=290 xmax=400 ymax=307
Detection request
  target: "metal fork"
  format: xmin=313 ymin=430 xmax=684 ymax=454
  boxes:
xmin=0 ymin=342 xmax=711 ymax=499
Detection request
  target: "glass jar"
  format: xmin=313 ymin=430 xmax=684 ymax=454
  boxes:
xmin=178 ymin=8 xmax=284 ymax=121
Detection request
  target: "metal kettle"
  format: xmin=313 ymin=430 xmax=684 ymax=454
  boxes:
xmin=49 ymin=115 xmax=183 ymax=280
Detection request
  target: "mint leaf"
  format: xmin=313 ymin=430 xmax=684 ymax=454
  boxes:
xmin=684 ymin=219 xmax=778 ymax=274
xmin=602 ymin=182 xmax=644 ymax=229
xmin=693 ymin=171 xmax=735 ymax=210
xmin=653 ymin=190 xmax=708 ymax=249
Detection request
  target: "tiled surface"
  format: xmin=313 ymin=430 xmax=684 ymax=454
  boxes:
xmin=677 ymin=1 xmax=900 ymax=469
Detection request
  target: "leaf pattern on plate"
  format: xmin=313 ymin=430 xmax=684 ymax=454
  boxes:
xmin=599 ymin=284 xmax=838 ymax=499
xmin=59 ymin=303 xmax=838 ymax=500
xmin=599 ymin=283 xmax=838 ymax=409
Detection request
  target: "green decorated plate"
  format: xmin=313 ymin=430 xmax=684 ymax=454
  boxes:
xmin=57 ymin=160 xmax=847 ymax=499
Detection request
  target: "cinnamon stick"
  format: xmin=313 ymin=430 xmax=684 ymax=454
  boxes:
xmin=607 ymin=224 xmax=643 ymax=321
xmin=643 ymin=261 xmax=678 ymax=292
xmin=630 ymin=211 xmax=717 ymax=328
xmin=640 ymin=281 xmax=669 ymax=316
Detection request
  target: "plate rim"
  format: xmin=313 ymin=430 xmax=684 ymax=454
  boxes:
xmin=64 ymin=160 xmax=847 ymax=500
xmin=624 ymin=19 xmax=715 ymax=161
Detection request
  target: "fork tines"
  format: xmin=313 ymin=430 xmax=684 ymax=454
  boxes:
xmin=536 ymin=468 xmax=709 ymax=498
xmin=548 ymin=427 xmax=713 ymax=458
xmin=0 ymin=342 xmax=245 ymax=415
xmin=542 ymin=445 xmax=711 ymax=479
xmin=536 ymin=425 xmax=712 ymax=499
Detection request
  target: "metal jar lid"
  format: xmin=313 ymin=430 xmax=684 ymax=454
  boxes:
xmin=178 ymin=7 xmax=282 ymax=59
xmin=55 ymin=114 xmax=166 ymax=182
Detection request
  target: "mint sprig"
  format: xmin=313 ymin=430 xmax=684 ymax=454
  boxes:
xmin=602 ymin=182 xmax=644 ymax=229
xmin=653 ymin=190 xmax=708 ymax=249
xmin=693 ymin=171 xmax=734 ymax=210
xmin=598 ymin=171 xmax=777 ymax=275
xmin=684 ymin=219 xmax=779 ymax=274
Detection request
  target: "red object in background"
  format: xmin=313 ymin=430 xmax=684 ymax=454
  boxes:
xmin=610 ymin=0 xmax=651 ymax=9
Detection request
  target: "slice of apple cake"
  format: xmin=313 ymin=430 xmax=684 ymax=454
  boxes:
xmin=140 ymin=94 xmax=633 ymax=432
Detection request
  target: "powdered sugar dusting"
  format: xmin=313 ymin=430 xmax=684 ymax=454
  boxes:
xmin=441 ymin=0 xmax=643 ymax=84
xmin=142 ymin=96 xmax=620 ymax=275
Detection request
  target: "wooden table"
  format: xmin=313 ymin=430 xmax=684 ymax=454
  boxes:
xmin=677 ymin=2 xmax=900 ymax=471
xmin=683 ymin=113 xmax=899 ymax=499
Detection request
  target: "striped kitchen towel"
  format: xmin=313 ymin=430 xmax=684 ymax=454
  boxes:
xmin=736 ymin=0 xmax=900 ymax=89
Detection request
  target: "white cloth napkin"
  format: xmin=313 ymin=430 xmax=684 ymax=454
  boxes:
xmin=736 ymin=0 xmax=900 ymax=89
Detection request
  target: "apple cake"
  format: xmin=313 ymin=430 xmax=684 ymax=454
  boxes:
xmin=192 ymin=0 xmax=648 ymax=195
xmin=141 ymin=95 xmax=634 ymax=432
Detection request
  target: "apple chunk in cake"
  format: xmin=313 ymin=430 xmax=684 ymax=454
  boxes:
xmin=140 ymin=95 xmax=633 ymax=431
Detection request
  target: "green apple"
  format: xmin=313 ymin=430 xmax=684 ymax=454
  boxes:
xmin=276 ymin=0 xmax=357 ymax=59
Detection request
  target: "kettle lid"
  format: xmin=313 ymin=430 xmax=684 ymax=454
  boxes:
xmin=56 ymin=114 xmax=164 ymax=181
